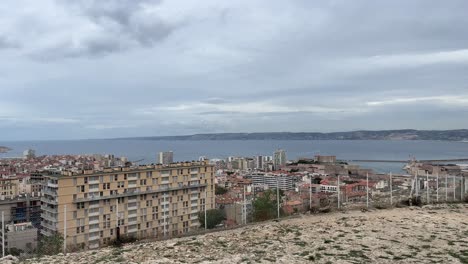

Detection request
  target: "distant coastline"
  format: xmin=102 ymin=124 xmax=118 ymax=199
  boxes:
xmin=116 ymin=129 xmax=468 ymax=141
xmin=0 ymin=146 xmax=11 ymax=153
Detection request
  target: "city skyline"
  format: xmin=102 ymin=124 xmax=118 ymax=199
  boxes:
xmin=1 ymin=1 xmax=468 ymax=140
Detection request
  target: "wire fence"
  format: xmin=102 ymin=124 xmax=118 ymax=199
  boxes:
xmin=0 ymin=174 xmax=466 ymax=260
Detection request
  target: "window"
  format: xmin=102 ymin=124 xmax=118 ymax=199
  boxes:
xmin=146 ymin=171 xmax=152 ymax=177
xmin=124 ymin=174 xmax=127 ymax=180
xmin=114 ymin=175 xmax=118 ymax=181
xmin=84 ymin=177 xmax=88 ymax=184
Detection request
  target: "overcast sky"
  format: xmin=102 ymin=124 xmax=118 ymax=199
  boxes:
xmin=1 ymin=0 xmax=468 ymax=140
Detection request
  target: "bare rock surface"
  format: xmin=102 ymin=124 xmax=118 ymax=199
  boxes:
xmin=19 ymin=204 xmax=468 ymax=263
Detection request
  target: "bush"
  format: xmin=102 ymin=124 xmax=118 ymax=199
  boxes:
xmin=111 ymin=235 xmax=137 ymax=247
xmin=215 ymin=185 xmax=228 ymax=195
xmin=36 ymin=234 xmax=63 ymax=256
xmin=199 ymin=209 xmax=225 ymax=229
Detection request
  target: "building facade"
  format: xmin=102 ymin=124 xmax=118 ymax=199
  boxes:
xmin=251 ymin=173 xmax=293 ymax=191
xmin=41 ymin=161 xmax=214 ymax=250
xmin=273 ymin=149 xmax=287 ymax=169
xmin=157 ymin=151 xmax=174 ymax=165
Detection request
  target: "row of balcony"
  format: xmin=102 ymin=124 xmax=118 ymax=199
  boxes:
xmin=73 ymin=184 xmax=207 ymax=203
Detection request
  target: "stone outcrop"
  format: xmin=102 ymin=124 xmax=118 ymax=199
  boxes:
xmin=17 ymin=204 xmax=468 ymax=263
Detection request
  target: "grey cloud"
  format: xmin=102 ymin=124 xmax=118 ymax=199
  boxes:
xmin=1 ymin=0 xmax=468 ymax=140
xmin=0 ymin=36 xmax=20 ymax=49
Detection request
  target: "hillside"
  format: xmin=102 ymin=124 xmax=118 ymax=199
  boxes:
xmin=0 ymin=146 xmax=11 ymax=153
xmin=14 ymin=204 xmax=468 ymax=264
xmin=119 ymin=129 xmax=468 ymax=141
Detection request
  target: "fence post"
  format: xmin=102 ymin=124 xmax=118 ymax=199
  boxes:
xmin=453 ymin=176 xmax=456 ymax=201
xmin=390 ymin=172 xmax=393 ymax=206
xmin=366 ymin=172 xmax=369 ymax=209
xmin=205 ymin=190 xmax=208 ymax=229
xmin=63 ymin=205 xmax=67 ymax=254
xmin=309 ymin=177 xmax=312 ymax=210
xmin=337 ymin=175 xmax=340 ymax=209
xmin=276 ymin=179 xmax=280 ymax=218
xmin=436 ymin=172 xmax=439 ymax=203
xmin=445 ymin=174 xmax=448 ymax=201
xmin=460 ymin=177 xmax=463 ymax=201
xmin=426 ymin=172 xmax=429 ymax=204
xmin=2 ymin=211 xmax=4 ymax=258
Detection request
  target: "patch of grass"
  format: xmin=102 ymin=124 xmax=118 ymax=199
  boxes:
xmin=346 ymin=250 xmax=369 ymax=260
xmin=448 ymin=250 xmax=468 ymax=264
xmin=294 ymin=241 xmax=306 ymax=247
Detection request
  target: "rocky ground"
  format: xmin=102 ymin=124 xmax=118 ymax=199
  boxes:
xmin=6 ymin=203 xmax=468 ymax=264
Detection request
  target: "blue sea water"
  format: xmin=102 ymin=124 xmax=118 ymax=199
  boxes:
xmin=0 ymin=140 xmax=467 ymax=174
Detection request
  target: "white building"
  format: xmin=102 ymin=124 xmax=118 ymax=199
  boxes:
xmin=157 ymin=151 xmax=174 ymax=165
xmin=273 ymin=149 xmax=287 ymax=169
xmin=251 ymin=173 xmax=293 ymax=191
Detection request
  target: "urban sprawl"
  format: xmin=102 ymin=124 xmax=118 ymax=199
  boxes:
xmin=0 ymin=149 xmax=467 ymax=256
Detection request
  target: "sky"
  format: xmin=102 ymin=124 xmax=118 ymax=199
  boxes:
xmin=1 ymin=0 xmax=468 ymax=140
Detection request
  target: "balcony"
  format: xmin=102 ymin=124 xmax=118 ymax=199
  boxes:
xmin=41 ymin=198 xmax=58 ymax=205
xmin=191 ymin=215 xmax=198 ymax=220
xmin=128 ymin=210 xmax=138 ymax=218
xmin=191 ymin=208 xmax=198 ymax=214
xmin=73 ymin=184 xmax=207 ymax=203
xmin=89 ymin=209 xmax=100 ymax=217
xmin=47 ymin=182 xmax=58 ymax=188
xmin=89 ymin=226 xmax=101 ymax=233
xmin=42 ymin=221 xmax=58 ymax=231
xmin=89 ymin=218 xmax=100 ymax=225
xmin=89 ymin=202 xmax=100 ymax=209
xmin=89 ymin=241 xmax=100 ymax=249
xmin=89 ymin=233 xmax=100 ymax=241
xmin=128 ymin=225 xmax=138 ymax=233
xmin=128 ymin=173 xmax=138 ymax=180
xmin=41 ymin=214 xmax=58 ymax=222
xmin=128 ymin=204 xmax=138 ymax=211
xmin=89 ymin=179 xmax=99 ymax=185
xmin=128 ymin=183 xmax=137 ymax=188
xmin=41 ymin=205 xmax=58 ymax=213
xmin=128 ymin=217 xmax=138 ymax=224
xmin=40 ymin=228 xmax=54 ymax=237
xmin=42 ymin=188 xmax=57 ymax=196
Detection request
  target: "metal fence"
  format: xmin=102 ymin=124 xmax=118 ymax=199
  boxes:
xmin=0 ymin=174 xmax=466 ymax=260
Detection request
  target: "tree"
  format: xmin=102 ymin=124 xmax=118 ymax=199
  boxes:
xmin=198 ymin=209 xmax=225 ymax=229
xmin=36 ymin=234 xmax=63 ymax=256
xmin=253 ymin=189 xmax=284 ymax=221
xmin=215 ymin=185 xmax=228 ymax=195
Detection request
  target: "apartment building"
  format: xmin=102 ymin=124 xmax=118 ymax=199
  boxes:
xmin=157 ymin=151 xmax=174 ymax=165
xmin=273 ymin=149 xmax=287 ymax=169
xmin=41 ymin=161 xmax=214 ymax=250
xmin=251 ymin=173 xmax=293 ymax=191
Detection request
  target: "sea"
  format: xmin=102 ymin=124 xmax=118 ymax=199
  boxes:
xmin=0 ymin=139 xmax=467 ymax=174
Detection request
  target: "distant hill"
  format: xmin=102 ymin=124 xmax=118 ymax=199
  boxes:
xmin=0 ymin=146 xmax=11 ymax=153
xmin=118 ymin=129 xmax=468 ymax=141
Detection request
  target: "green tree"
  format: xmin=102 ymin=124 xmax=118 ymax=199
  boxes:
xmin=36 ymin=234 xmax=63 ymax=256
xmin=199 ymin=209 xmax=225 ymax=229
xmin=215 ymin=185 xmax=228 ymax=195
xmin=253 ymin=189 xmax=284 ymax=221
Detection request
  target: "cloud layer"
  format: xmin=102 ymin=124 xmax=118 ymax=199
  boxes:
xmin=1 ymin=0 xmax=468 ymax=140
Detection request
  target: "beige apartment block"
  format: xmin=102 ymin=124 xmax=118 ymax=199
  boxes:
xmin=41 ymin=161 xmax=215 ymax=250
